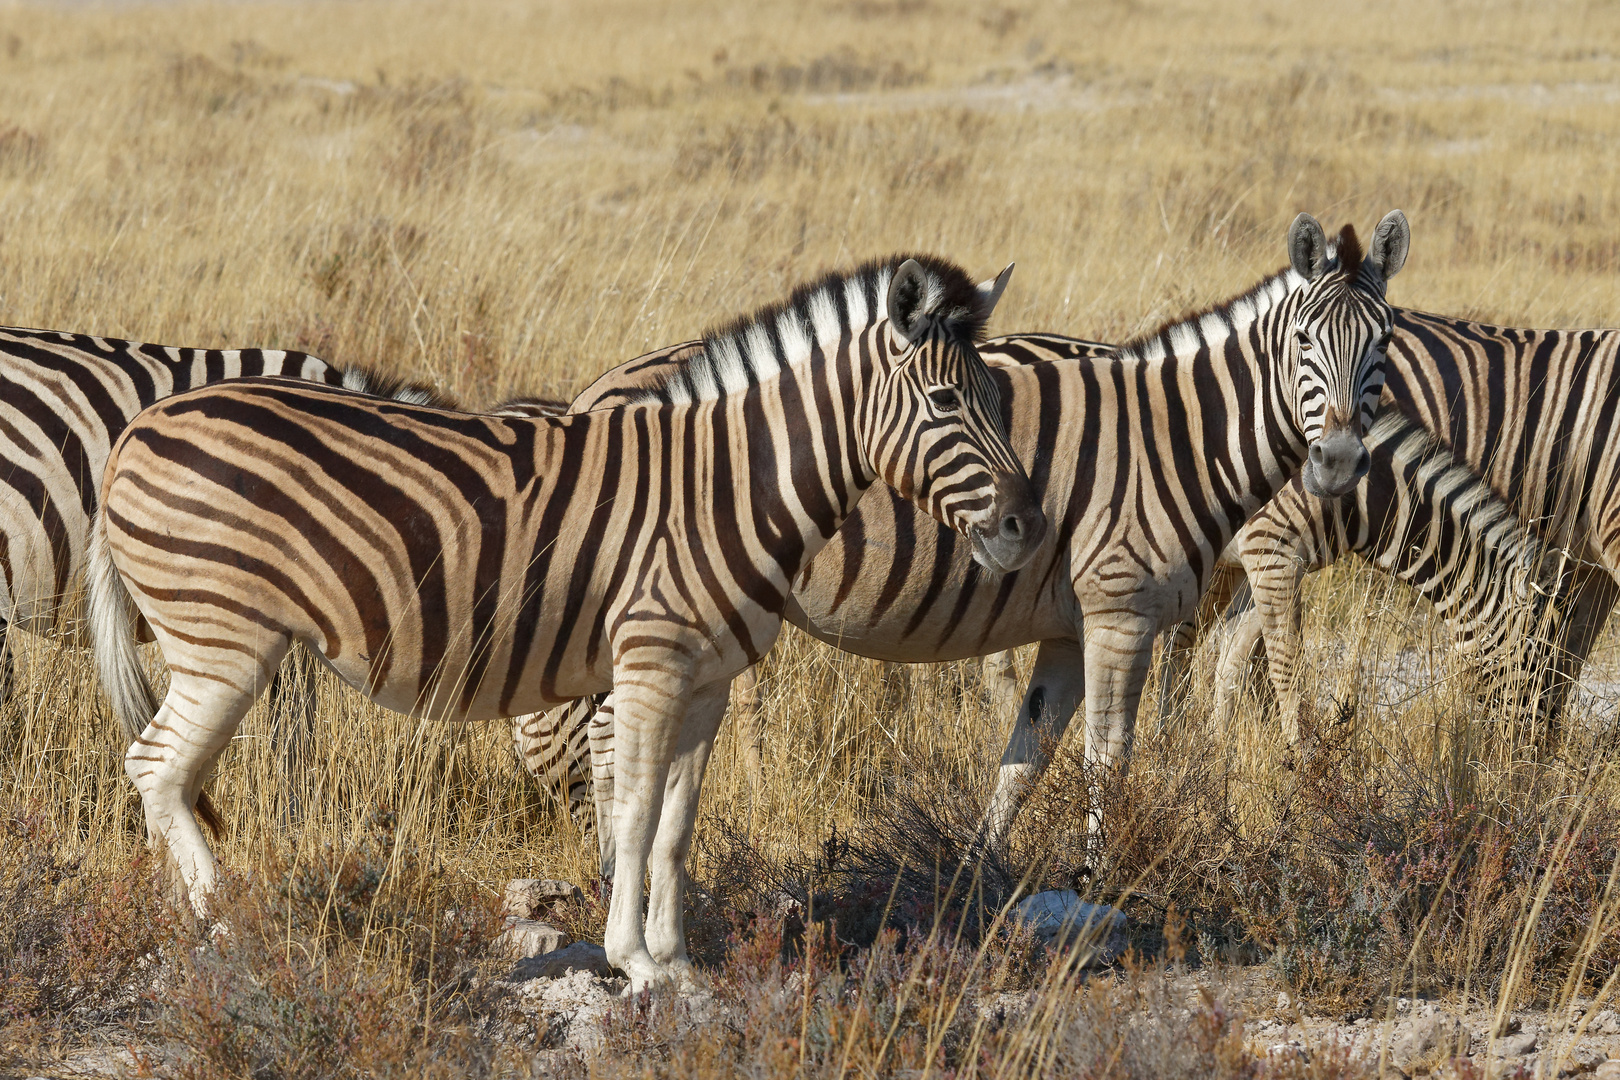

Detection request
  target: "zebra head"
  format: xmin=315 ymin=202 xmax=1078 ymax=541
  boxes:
xmin=1286 ymin=209 xmax=1409 ymax=498
xmin=866 ymin=258 xmax=1046 ymax=574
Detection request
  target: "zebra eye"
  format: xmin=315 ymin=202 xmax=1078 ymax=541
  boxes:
xmin=927 ymin=387 xmax=961 ymax=412
xmin=1295 ymin=332 xmax=1313 ymax=353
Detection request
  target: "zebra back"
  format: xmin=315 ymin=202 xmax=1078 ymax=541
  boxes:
xmin=0 ymin=325 xmax=446 ymax=643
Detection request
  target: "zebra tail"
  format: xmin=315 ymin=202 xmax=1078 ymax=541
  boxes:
xmin=195 ymin=792 xmax=226 ymax=841
xmin=87 ymin=506 xmax=159 ymax=746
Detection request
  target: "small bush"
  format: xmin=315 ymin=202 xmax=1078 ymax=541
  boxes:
xmin=152 ymin=810 xmax=517 ymax=1080
xmin=0 ymin=809 xmax=165 ymax=1056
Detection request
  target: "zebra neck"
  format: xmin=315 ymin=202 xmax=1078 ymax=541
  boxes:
xmin=724 ymin=343 xmax=881 ymax=560
xmin=1124 ymin=268 xmax=1314 ymax=523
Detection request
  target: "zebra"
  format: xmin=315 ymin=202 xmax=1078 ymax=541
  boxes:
xmin=1154 ymin=309 xmax=1620 ymax=742
xmin=86 ymin=254 xmax=1045 ymax=991
xmin=1150 ymin=409 xmax=1574 ymax=744
xmin=517 ymin=210 xmax=1411 ymax=857
xmin=504 ymin=332 xmax=1115 ymax=815
xmin=0 ymin=326 xmax=442 ymax=707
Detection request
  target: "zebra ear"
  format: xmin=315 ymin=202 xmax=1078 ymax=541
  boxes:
xmin=1365 ymin=210 xmax=1410 ymax=282
xmin=1288 ymin=212 xmax=1330 ymax=281
xmin=887 ymin=259 xmax=932 ymax=345
xmin=973 ymin=263 xmax=1015 ymax=322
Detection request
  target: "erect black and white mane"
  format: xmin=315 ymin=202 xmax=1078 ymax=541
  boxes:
xmin=634 ymin=253 xmax=990 ymax=406
xmin=1109 ymin=224 xmax=1364 ymax=366
xmin=335 ymin=364 xmax=453 ymax=408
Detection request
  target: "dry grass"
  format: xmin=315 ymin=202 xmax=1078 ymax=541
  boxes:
xmin=3 ymin=0 xmax=1620 ymax=1075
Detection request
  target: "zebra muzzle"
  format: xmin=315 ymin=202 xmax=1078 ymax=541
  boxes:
xmin=1303 ymin=427 xmax=1372 ymax=498
xmin=968 ymin=473 xmax=1047 ymax=573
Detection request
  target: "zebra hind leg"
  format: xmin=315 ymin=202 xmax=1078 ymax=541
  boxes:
xmin=587 ymin=697 xmax=619 ymax=880
xmin=730 ymin=664 xmax=764 ymax=793
xmin=128 ymin=661 xmax=277 ymax=913
xmin=512 ymin=697 xmax=598 ymax=830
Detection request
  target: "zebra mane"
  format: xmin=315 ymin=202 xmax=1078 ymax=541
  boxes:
xmin=1373 ymin=408 xmax=1557 ymax=607
xmin=336 ymin=364 xmax=456 ymax=408
xmin=1112 ymin=224 xmax=1365 ymax=365
xmin=488 ymin=394 xmax=568 ymax=417
xmin=634 ymin=253 xmax=987 ymax=406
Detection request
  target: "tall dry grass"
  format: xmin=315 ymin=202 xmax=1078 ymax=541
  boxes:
xmin=3 ymin=0 xmax=1620 ymax=1074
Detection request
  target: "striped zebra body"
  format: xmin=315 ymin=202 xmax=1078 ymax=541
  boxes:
xmin=519 ymin=211 xmax=1411 ymax=854
xmin=88 ymin=254 xmax=1043 ymax=990
xmin=1160 ymin=309 xmax=1620 ymax=738
xmin=507 ymin=332 xmax=1115 ymax=820
xmin=0 ymin=326 xmax=438 ymax=701
xmin=1179 ymin=409 xmax=1569 ymax=740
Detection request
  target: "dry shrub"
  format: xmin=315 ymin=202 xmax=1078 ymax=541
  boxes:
xmin=0 ymin=809 xmax=164 ymax=1062
xmin=589 ymin=914 xmax=1374 ymax=1079
xmin=151 ymin=809 xmax=515 ymax=1080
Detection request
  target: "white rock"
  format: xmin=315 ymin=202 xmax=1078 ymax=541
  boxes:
xmin=1011 ymin=891 xmax=1127 ymax=966
xmin=504 ymin=878 xmax=585 ymax=920
xmin=517 ymin=968 xmax=619 ymax=1053
xmin=1391 ymin=1011 xmax=1466 ymax=1070
xmin=508 ymin=941 xmax=614 ymax=981
xmin=1593 ymin=1060 xmax=1620 ymax=1079
xmin=496 ymin=917 xmax=569 ymax=959
xmin=1494 ymin=1031 xmax=1538 ymax=1057
xmin=1594 ymin=1009 xmax=1620 ymax=1035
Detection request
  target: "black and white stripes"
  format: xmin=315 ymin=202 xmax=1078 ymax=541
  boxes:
xmin=0 ymin=325 xmax=439 ymax=698
xmin=86 ymin=254 xmax=1041 ymax=991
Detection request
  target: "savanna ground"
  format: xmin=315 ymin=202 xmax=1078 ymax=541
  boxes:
xmin=3 ymin=0 xmax=1620 ymax=1076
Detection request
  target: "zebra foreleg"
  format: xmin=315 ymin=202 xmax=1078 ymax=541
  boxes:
xmin=981 ymin=638 xmax=1083 ymax=850
xmin=600 ymin=663 xmax=694 ymax=994
xmin=1247 ymin=577 xmax=1308 ymax=746
xmin=266 ymin=645 xmax=319 ymax=822
xmin=644 ymin=681 xmax=731 ymax=985
xmin=1079 ymin=620 xmax=1157 ymax=855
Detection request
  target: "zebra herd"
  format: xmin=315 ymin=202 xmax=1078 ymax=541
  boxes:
xmin=3 ymin=204 xmax=1611 ymax=989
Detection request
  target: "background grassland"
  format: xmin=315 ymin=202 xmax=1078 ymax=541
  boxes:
xmin=3 ymin=0 xmax=1620 ymax=1075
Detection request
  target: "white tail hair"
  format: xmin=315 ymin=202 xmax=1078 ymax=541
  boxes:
xmin=87 ymin=506 xmax=157 ymax=745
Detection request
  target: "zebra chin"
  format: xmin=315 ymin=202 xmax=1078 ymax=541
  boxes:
xmin=1301 ymin=427 xmax=1372 ymax=498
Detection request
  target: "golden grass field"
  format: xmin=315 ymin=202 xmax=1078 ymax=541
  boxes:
xmin=3 ymin=1 xmax=1620 ymax=1076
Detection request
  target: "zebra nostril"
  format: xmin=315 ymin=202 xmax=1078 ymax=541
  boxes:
xmin=1001 ymin=514 xmax=1023 ymax=540
xmin=1309 ymin=443 xmax=1325 ymax=466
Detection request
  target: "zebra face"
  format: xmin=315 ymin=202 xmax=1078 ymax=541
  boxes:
xmin=872 ymin=260 xmax=1047 ymax=574
xmin=1287 ymin=210 xmax=1409 ymax=499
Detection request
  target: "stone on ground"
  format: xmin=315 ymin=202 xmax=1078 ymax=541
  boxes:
xmin=504 ymin=878 xmax=586 ymax=920
xmin=1390 ymin=1011 xmax=1466 ymax=1071
xmin=496 ymin=917 xmax=569 ymax=960
xmin=508 ymin=941 xmax=615 ymax=982
xmin=1011 ymin=890 xmax=1127 ymax=966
